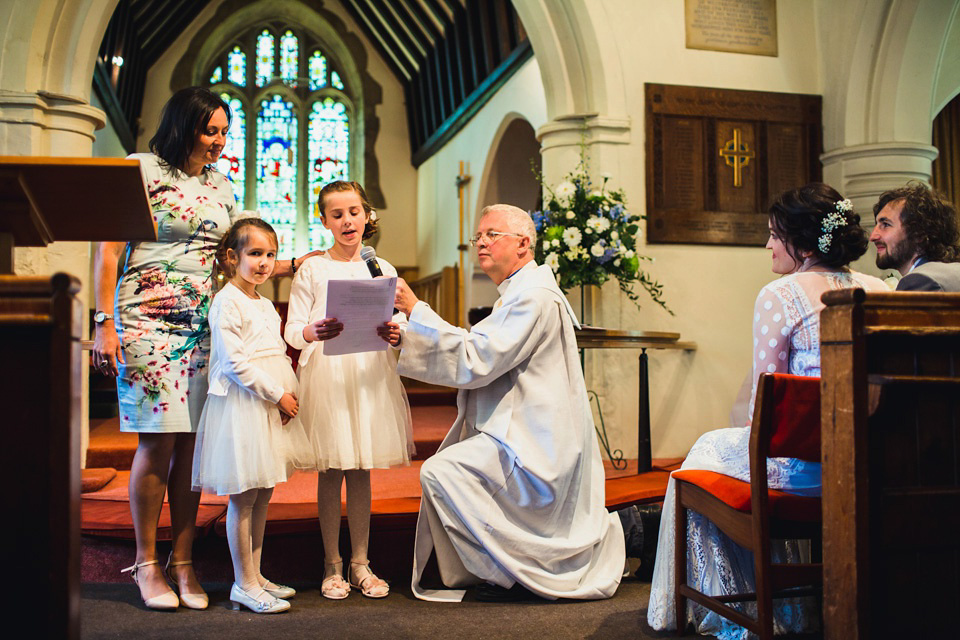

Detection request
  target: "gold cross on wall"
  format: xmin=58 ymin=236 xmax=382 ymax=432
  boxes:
xmin=719 ymin=128 xmax=755 ymax=188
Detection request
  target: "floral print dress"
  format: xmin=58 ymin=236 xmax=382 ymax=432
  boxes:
xmin=114 ymin=153 xmax=239 ymax=433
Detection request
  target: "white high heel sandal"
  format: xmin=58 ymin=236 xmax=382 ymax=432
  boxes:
xmin=165 ymin=552 xmax=209 ymax=610
xmin=121 ymin=560 xmax=179 ymax=611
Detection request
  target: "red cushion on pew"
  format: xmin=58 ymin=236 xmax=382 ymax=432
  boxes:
xmin=672 ymin=469 xmax=820 ymax=522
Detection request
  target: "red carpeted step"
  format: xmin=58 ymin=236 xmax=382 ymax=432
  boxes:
xmin=86 ymin=404 xmax=457 ymax=469
xmin=404 ymin=383 xmax=458 ymax=406
xmin=81 ymin=468 xmax=118 ymax=493
xmin=86 ymin=416 xmax=137 ymax=471
xmin=409 ymin=405 xmax=456 ymax=459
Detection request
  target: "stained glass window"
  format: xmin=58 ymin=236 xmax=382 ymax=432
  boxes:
xmin=216 ymin=94 xmax=245 ymax=209
xmin=227 ymin=46 xmax=245 ymax=86
xmin=280 ymin=31 xmax=299 ymax=87
xmin=256 ymin=95 xmax=298 ymax=257
xmin=256 ymin=30 xmax=275 ymax=87
xmin=206 ymin=26 xmax=356 ymax=259
xmin=309 ymin=51 xmax=327 ymax=90
xmin=307 ymin=97 xmax=349 ymax=251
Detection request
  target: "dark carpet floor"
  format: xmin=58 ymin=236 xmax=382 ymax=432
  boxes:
xmin=81 ymin=577 xmax=706 ymax=640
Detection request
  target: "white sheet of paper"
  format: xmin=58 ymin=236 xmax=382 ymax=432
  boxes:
xmin=323 ymin=277 xmax=397 ymax=356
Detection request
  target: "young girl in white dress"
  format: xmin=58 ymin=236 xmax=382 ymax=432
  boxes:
xmin=191 ymin=217 xmax=301 ymax=614
xmin=284 ymin=180 xmax=414 ymax=600
xmin=646 ymin=183 xmax=889 ymax=639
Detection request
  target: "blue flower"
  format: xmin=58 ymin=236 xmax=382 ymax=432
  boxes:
xmin=530 ymin=210 xmax=545 ymax=231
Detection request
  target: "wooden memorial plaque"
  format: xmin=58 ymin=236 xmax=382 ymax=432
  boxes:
xmin=645 ymin=84 xmax=821 ymax=246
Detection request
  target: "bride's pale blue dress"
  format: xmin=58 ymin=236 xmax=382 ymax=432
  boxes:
xmin=646 ymin=270 xmax=888 ymax=639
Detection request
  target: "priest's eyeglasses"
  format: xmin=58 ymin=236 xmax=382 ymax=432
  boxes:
xmin=469 ymin=231 xmax=523 ymax=247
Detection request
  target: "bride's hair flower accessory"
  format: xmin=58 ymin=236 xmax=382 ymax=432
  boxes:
xmin=817 ymin=198 xmax=854 ymax=253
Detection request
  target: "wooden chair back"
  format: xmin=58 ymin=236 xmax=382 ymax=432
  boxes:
xmin=674 ymin=373 xmax=822 ymax=640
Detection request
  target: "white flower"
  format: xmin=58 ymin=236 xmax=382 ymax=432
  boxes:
xmin=587 ymin=216 xmax=611 ymax=232
xmin=884 ymin=275 xmax=899 ymax=290
xmin=555 ymin=182 xmax=576 ymax=198
xmin=565 ymin=210 xmax=575 ymax=220
xmin=545 ymin=252 xmax=560 ymax=272
xmin=601 ymin=172 xmax=612 ymax=180
xmin=590 ymin=242 xmax=605 ymax=257
xmin=589 ymin=190 xmax=604 ymax=199
xmin=624 ymin=249 xmax=635 ymax=259
xmin=614 ymin=258 xmax=621 ymax=266
xmin=551 ymin=238 xmax=561 ymax=248
xmin=610 ymin=230 xmax=619 ymax=240
xmin=584 ymin=226 xmax=593 ymax=234
xmin=564 ymin=249 xmax=579 ymax=261
xmin=562 ymin=227 xmax=582 ymax=247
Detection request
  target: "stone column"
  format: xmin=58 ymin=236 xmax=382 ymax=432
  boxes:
xmin=821 ymin=141 xmax=939 ymax=214
xmin=537 ymin=114 xmax=641 ymax=459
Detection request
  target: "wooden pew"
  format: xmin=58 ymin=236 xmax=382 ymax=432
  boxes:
xmin=409 ymin=265 xmax=459 ymax=327
xmin=820 ymin=289 xmax=960 ymax=639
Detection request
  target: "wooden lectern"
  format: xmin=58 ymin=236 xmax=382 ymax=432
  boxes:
xmin=820 ymin=289 xmax=960 ymax=639
xmin=0 ymin=157 xmax=155 ymax=639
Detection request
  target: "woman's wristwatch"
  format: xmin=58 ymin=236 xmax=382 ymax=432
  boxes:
xmin=291 ymin=257 xmax=298 ymax=274
xmin=93 ymin=310 xmax=112 ymax=324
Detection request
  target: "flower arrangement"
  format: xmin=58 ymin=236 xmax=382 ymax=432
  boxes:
xmin=531 ymin=147 xmax=670 ymax=313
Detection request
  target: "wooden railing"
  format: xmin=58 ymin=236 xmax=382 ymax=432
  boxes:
xmin=409 ymin=265 xmax=459 ymax=327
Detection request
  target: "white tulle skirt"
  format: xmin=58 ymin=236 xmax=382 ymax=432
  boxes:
xmin=287 ymin=349 xmax=414 ymax=471
xmin=192 ymin=354 xmax=300 ymax=495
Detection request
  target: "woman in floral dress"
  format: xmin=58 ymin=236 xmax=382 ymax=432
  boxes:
xmin=92 ymin=87 xmax=312 ymax=610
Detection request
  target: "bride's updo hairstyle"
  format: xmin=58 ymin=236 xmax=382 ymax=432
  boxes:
xmin=768 ymin=182 xmax=869 ymax=268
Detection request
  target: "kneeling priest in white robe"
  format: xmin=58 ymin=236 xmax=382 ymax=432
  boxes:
xmin=392 ymin=204 xmax=624 ymax=602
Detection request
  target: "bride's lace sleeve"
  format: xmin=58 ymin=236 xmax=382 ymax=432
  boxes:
xmin=746 ymin=284 xmax=791 ymax=423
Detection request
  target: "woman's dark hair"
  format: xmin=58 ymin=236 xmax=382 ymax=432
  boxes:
xmin=768 ymin=182 xmax=868 ymax=268
xmin=215 ymin=218 xmax=278 ymax=278
xmin=149 ymin=87 xmax=230 ymax=173
xmin=316 ymin=180 xmax=379 ymax=240
xmin=873 ymin=182 xmax=960 ymax=263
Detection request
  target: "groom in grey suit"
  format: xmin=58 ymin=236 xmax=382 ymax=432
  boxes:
xmin=870 ymin=183 xmax=960 ymax=292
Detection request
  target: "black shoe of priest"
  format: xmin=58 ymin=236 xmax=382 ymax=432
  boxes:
xmin=634 ymin=503 xmax=662 ymax=582
xmin=474 ymin=582 xmax=538 ymax=602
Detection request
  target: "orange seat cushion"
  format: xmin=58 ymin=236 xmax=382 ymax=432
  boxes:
xmin=673 ymin=469 xmax=821 ymax=522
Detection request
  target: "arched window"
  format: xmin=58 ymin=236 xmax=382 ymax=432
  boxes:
xmin=207 ymin=24 xmax=354 ymax=257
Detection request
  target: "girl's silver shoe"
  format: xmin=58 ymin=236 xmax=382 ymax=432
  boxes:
xmin=263 ymin=581 xmax=296 ymax=599
xmin=229 ymin=583 xmax=291 ymax=614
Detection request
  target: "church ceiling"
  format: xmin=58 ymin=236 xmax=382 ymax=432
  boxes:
xmin=96 ymin=0 xmax=529 ymax=164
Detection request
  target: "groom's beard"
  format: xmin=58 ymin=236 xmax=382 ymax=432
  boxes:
xmin=876 ymin=236 xmax=918 ymax=271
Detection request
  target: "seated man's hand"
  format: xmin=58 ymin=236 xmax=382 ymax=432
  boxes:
xmin=394 ymin=278 xmax=420 ymax=316
xmin=377 ymin=321 xmax=402 ymax=346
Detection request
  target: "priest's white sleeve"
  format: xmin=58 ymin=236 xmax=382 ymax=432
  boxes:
xmin=398 ymin=293 xmax=545 ymax=389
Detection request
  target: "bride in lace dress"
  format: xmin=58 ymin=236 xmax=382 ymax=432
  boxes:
xmin=646 ymin=184 xmax=889 ymax=639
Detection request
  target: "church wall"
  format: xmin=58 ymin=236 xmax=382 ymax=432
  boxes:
xmin=135 ymin=0 xmax=417 ymax=295
xmin=415 ymin=0 xmax=824 ymax=459
xmin=589 ymin=0 xmax=823 ymax=458
xmin=414 ymin=60 xmax=548 ymax=281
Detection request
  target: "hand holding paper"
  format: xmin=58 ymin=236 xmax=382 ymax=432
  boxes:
xmin=323 ymin=277 xmax=398 ymax=355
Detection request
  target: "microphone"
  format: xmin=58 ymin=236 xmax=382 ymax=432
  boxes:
xmin=361 ymin=246 xmax=400 ymax=315
xmin=360 ymin=246 xmax=383 ymax=277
